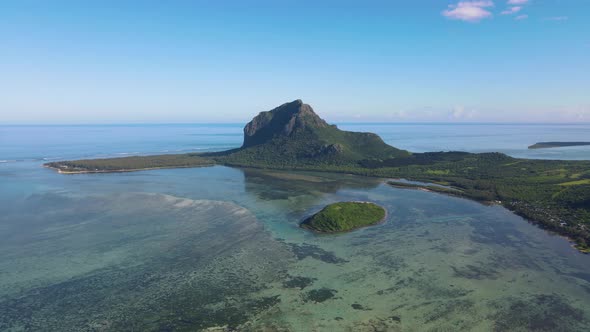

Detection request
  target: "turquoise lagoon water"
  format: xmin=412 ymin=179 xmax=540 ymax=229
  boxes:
xmin=1 ymin=124 xmax=590 ymax=331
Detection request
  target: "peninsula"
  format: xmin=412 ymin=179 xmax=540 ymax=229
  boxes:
xmin=528 ymin=142 xmax=590 ymax=149
xmin=45 ymin=100 xmax=590 ymax=252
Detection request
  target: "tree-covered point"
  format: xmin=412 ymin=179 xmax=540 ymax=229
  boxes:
xmin=301 ymin=202 xmax=386 ymax=233
xmin=45 ymin=154 xmax=215 ymax=173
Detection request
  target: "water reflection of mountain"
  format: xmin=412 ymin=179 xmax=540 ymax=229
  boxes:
xmin=240 ymin=168 xmax=382 ymax=201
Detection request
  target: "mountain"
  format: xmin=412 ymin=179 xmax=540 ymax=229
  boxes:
xmin=242 ymin=100 xmax=329 ymax=148
xmin=218 ymin=99 xmax=410 ymax=166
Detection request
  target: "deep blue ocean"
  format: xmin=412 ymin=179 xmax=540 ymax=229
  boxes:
xmin=2 ymin=123 xmax=590 ymax=164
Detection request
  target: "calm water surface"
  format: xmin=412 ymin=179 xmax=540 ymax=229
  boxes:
xmin=1 ymin=124 xmax=590 ymax=331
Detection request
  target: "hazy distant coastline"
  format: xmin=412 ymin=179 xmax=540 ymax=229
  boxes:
xmin=529 ymin=142 xmax=590 ymax=149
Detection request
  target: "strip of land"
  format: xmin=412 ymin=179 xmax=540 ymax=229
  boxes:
xmin=529 ymin=142 xmax=590 ymax=149
xmin=44 ymin=154 xmax=214 ymax=174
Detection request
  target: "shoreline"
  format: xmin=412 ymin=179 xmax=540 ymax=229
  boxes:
xmin=387 ymin=180 xmax=589 ymax=254
xmin=43 ymin=163 xmax=215 ymax=174
xmin=388 ymin=181 xmax=495 ymax=205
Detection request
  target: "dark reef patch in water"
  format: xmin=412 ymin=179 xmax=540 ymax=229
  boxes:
xmin=350 ymin=315 xmax=403 ymax=331
xmin=488 ymin=252 xmax=542 ymax=272
xmin=422 ymin=299 xmax=477 ymax=330
xmin=287 ymin=242 xmax=348 ymax=264
xmin=0 ymin=251 xmax=285 ymax=332
xmin=451 ymin=264 xmax=500 ymax=280
xmin=153 ymin=294 xmax=281 ymax=331
xmin=429 ymin=243 xmax=455 ymax=253
xmin=372 ymin=254 xmax=407 ymax=273
xmin=303 ymin=288 xmax=338 ymax=303
xmin=469 ymin=214 xmax=536 ymax=250
xmin=489 ymin=294 xmax=589 ymax=332
xmin=282 ymin=275 xmax=316 ymax=290
xmin=376 ymin=277 xmax=415 ymax=295
xmin=351 ymin=303 xmax=372 ymax=311
xmin=418 ymin=281 xmax=474 ymax=299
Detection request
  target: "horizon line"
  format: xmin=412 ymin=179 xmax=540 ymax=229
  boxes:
xmin=2 ymin=121 xmax=590 ymax=126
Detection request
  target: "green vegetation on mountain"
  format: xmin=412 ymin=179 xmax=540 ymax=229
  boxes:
xmin=301 ymin=202 xmax=386 ymax=233
xmin=211 ymin=99 xmax=409 ymax=167
xmin=44 ymin=100 xmax=590 ymax=252
xmin=529 ymin=142 xmax=590 ymax=149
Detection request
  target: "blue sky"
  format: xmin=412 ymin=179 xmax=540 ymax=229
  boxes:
xmin=1 ymin=0 xmax=588 ymax=123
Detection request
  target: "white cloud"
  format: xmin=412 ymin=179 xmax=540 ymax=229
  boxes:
xmin=442 ymin=1 xmax=494 ymax=22
xmin=501 ymin=6 xmax=522 ymax=15
xmin=515 ymin=14 xmax=528 ymax=20
xmin=548 ymin=105 xmax=590 ymax=122
xmin=507 ymin=0 xmax=528 ymax=4
xmin=374 ymin=105 xmax=590 ymax=123
xmin=449 ymin=105 xmax=477 ymax=120
xmin=544 ymin=16 xmax=568 ymax=21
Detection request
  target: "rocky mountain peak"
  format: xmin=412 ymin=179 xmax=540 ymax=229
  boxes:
xmin=242 ymin=99 xmax=329 ymax=148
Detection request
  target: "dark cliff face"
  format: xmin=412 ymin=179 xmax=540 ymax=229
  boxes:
xmin=242 ymin=100 xmax=328 ymax=148
xmin=229 ymin=99 xmax=410 ymax=164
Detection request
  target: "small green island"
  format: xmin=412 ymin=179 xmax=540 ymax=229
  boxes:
xmin=528 ymin=142 xmax=590 ymax=149
xmin=301 ymin=202 xmax=386 ymax=233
